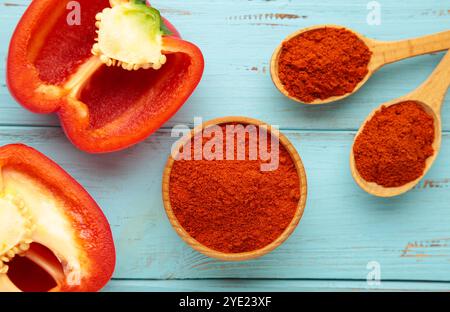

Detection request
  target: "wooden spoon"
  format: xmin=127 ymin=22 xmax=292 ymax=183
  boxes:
xmin=350 ymin=51 xmax=450 ymax=197
xmin=162 ymin=116 xmax=308 ymax=261
xmin=270 ymin=25 xmax=450 ymax=105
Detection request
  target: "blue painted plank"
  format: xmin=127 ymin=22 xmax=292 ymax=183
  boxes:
xmin=0 ymin=126 xmax=449 ymax=282
xmin=0 ymin=0 xmax=449 ymax=130
xmin=103 ymin=279 xmax=450 ymax=292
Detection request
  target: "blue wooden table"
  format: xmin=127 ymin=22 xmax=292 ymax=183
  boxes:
xmin=1 ymin=0 xmax=450 ymax=291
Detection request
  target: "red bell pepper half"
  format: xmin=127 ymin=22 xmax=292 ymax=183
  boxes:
xmin=7 ymin=0 xmax=204 ymax=153
xmin=0 ymin=144 xmax=115 ymax=292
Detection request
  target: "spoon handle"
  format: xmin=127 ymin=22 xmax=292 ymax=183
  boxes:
xmin=412 ymin=51 xmax=450 ymax=111
xmin=369 ymin=30 xmax=450 ymax=70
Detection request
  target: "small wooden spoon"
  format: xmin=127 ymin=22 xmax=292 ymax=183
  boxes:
xmin=271 ymin=25 xmax=450 ymax=105
xmin=350 ymin=51 xmax=450 ymax=197
xmin=162 ymin=116 xmax=308 ymax=261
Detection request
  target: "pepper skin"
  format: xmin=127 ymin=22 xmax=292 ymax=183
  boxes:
xmin=7 ymin=0 xmax=204 ymax=153
xmin=0 ymin=144 xmax=115 ymax=292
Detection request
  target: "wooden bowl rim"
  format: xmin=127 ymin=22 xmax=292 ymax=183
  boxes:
xmin=162 ymin=116 xmax=308 ymax=261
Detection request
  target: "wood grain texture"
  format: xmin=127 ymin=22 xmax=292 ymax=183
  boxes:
xmin=1 ymin=0 xmax=450 ymax=291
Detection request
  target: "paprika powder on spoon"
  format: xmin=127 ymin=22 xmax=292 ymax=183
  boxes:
xmin=353 ymin=101 xmax=435 ymax=187
xmin=277 ymin=27 xmax=372 ymax=103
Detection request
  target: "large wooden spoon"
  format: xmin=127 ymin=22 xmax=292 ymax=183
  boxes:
xmin=350 ymin=51 xmax=450 ymax=197
xmin=271 ymin=25 xmax=450 ymax=105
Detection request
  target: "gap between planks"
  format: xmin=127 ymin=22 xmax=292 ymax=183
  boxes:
xmin=0 ymin=125 xmax=449 ymax=134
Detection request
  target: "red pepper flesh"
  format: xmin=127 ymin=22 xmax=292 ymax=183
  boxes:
xmin=7 ymin=0 xmax=204 ymax=153
xmin=0 ymin=144 xmax=115 ymax=292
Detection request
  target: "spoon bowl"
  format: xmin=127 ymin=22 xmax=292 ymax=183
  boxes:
xmin=270 ymin=25 xmax=450 ymax=105
xmin=350 ymin=100 xmax=442 ymax=197
xmin=350 ymin=51 xmax=450 ymax=197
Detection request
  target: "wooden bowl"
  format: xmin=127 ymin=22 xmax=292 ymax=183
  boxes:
xmin=162 ymin=116 xmax=308 ymax=261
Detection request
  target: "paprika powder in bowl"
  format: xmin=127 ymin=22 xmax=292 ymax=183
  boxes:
xmin=270 ymin=25 xmax=450 ymax=104
xmin=162 ymin=117 xmax=307 ymax=261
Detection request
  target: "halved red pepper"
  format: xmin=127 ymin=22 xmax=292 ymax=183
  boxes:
xmin=0 ymin=144 xmax=115 ymax=292
xmin=7 ymin=0 xmax=204 ymax=153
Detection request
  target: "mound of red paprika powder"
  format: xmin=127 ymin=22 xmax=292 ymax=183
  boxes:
xmin=353 ymin=101 xmax=435 ymax=187
xmin=169 ymin=123 xmax=302 ymax=254
xmin=278 ymin=27 xmax=372 ymax=103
